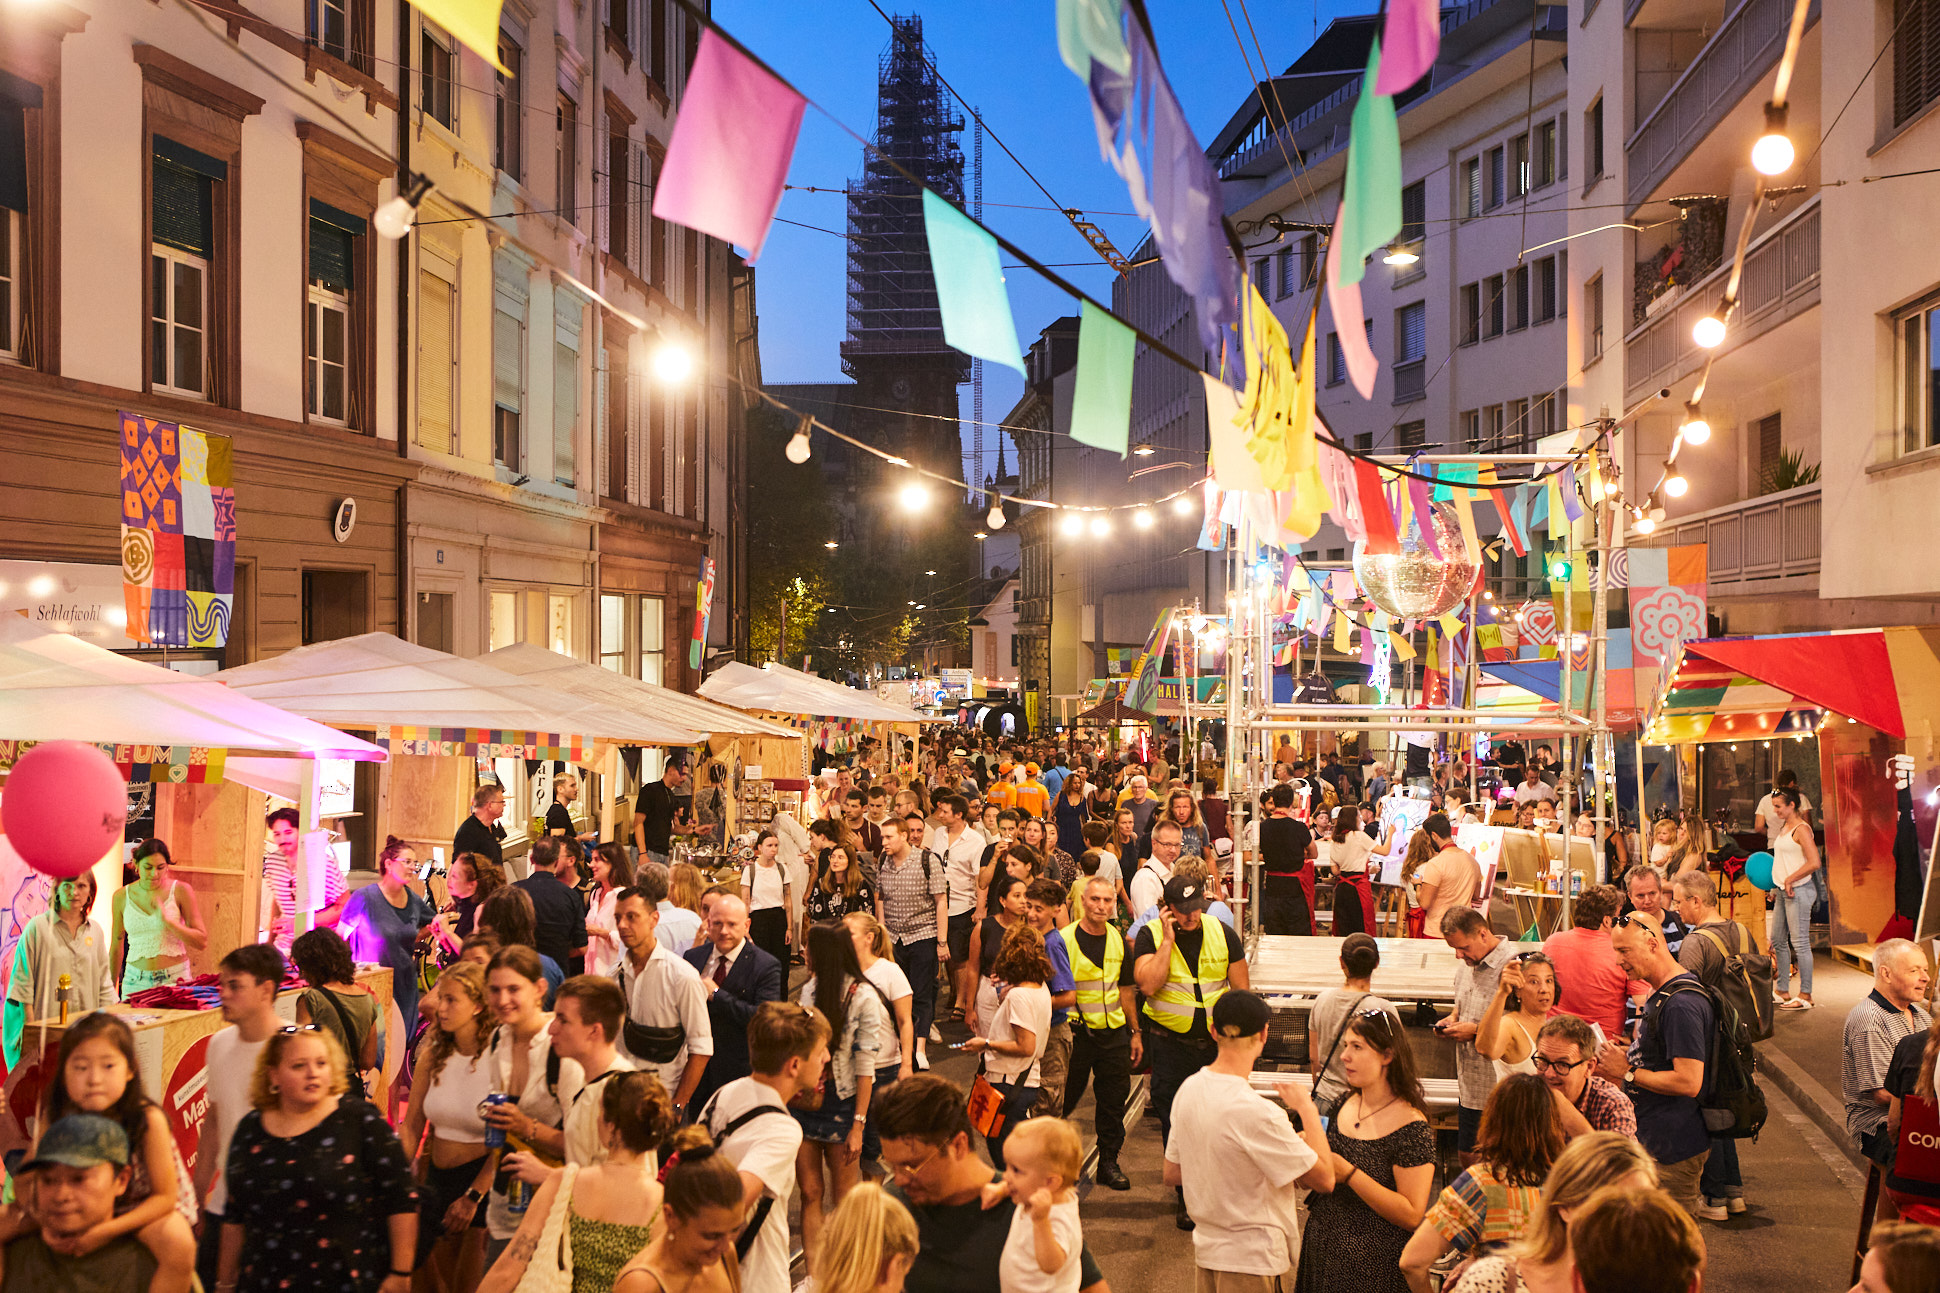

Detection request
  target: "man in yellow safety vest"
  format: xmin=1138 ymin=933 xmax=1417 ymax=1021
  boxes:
xmin=1058 ymin=875 xmax=1139 ymax=1191
xmin=1133 ymin=873 xmax=1249 ymax=1231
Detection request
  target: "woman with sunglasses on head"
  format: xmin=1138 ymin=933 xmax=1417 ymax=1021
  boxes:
xmin=1476 ymin=953 xmax=1561 ymax=1080
xmin=1767 ymin=786 xmax=1821 ymax=1009
xmin=1399 ymin=1073 xmax=1566 ymax=1293
xmin=1293 ymin=1010 xmax=1436 ymax=1293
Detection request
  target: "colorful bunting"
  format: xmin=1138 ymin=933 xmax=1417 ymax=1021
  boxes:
xmin=1238 ymin=285 xmax=1297 ymax=490
xmin=1055 ymin=0 xmax=1130 ymax=77
xmin=1354 ymin=459 xmax=1400 ymax=555
xmin=689 ymin=556 xmax=716 ymax=670
xmin=1071 ymin=301 xmax=1136 ymax=454
xmin=922 ymin=190 xmax=1025 ymax=374
xmin=1494 ymin=488 xmax=1528 ymax=556
xmin=1206 ymin=375 xmax=1265 ymax=492
xmin=1374 ymin=0 xmax=1440 ymax=94
xmin=1324 ymin=241 xmax=1378 ymax=399
xmin=651 ymin=30 xmax=806 ymax=262
xmin=1334 ymin=42 xmax=1403 ymax=287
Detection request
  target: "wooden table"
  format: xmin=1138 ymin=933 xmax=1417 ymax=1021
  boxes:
xmin=1248 ymin=934 xmax=1464 ymax=1003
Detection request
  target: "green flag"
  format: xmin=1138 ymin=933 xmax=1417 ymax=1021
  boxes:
xmin=1335 ymin=40 xmax=1402 ymax=287
xmin=1056 ymin=0 xmax=1130 ymax=78
xmin=923 ymin=189 xmax=1025 ymax=374
xmin=1070 ymin=301 xmax=1135 ymax=456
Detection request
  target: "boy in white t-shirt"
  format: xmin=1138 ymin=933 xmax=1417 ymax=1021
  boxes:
xmin=1165 ymin=990 xmax=1335 ymax=1292
xmin=982 ymin=1116 xmax=1084 ymax=1293
xmin=192 ymin=944 xmax=286 ymax=1293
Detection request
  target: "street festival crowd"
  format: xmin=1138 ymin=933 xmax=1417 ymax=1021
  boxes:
xmin=7 ymin=727 xmax=1940 ymax=1293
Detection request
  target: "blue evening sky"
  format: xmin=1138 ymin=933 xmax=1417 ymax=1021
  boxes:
xmin=712 ymin=0 xmax=1367 ymax=481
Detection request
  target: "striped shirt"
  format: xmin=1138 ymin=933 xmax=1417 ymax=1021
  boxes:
xmin=1425 ymin=1163 xmax=1545 ymax=1254
xmin=1844 ymin=989 xmax=1932 ymax=1143
xmin=263 ymin=852 xmax=347 ymax=951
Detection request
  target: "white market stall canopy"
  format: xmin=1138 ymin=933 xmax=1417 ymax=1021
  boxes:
xmin=698 ymin=661 xmax=943 ymax=724
xmin=0 ymin=617 xmax=386 ymax=761
xmin=213 ymin=633 xmax=702 ymax=747
xmin=479 ymin=644 xmax=801 ymax=740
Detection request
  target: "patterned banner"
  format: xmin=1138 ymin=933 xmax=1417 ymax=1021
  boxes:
xmin=113 ymin=745 xmax=226 ymax=785
xmin=690 ymin=556 xmax=717 ymax=671
xmin=119 ymin=412 xmax=235 ymax=648
xmin=381 ymin=728 xmax=590 ymax=761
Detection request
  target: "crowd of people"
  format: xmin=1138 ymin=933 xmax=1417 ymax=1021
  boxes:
xmin=3 ymin=725 xmax=1933 ymax=1293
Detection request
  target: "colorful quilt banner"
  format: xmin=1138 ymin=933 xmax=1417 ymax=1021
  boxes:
xmin=113 ymin=745 xmax=226 ymax=785
xmin=120 ymin=413 xmax=235 ymax=648
xmin=381 ymin=728 xmax=590 ymax=761
xmin=690 ymin=556 xmax=716 ymax=670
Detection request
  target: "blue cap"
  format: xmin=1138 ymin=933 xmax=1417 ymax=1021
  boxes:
xmin=6 ymin=1114 xmax=130 ymax=1175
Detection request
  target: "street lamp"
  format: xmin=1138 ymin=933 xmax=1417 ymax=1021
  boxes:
xmin=899 ymin=481 xmax=931 ymax=512
xmin=650 ymin=341 xmax=695 ymax=384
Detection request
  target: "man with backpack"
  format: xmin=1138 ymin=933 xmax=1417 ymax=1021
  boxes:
xmin=1605 ymin=910 xmax=1714 ymax=1215
xmin=1672 ymin=869 xmax=1773 ymax=1221
xmin=879 ymin=813 xmax=949 ymax=1070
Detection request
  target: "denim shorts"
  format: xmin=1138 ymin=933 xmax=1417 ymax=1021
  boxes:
xmin=793 ymin=1087 xmax=858 ymax=1143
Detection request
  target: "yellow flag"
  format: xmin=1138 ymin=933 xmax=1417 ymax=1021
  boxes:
xmin=1451 ymin=488 xmax=1483 ymax=565
xmin=411 ymin=0 xmax=511 ymax=70
xmin=1289 ymin=320 xmax=1317 ymax=475
xmin=1438 ymin=612 xmax=1463 ymax=637
xmin=1238 ymin=286 xmax=1296 ymax=491
xmin=1425 ymin=628 xmax=1440 ymax=671
xmin=1332 ymin=611 xmax=1354 ymax=654
xmin=1390 ymin=630 xmax=1416 ymax=661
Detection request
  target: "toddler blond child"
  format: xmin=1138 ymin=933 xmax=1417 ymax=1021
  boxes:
xmin=981 ymin=1116 xmax=1083 ymax=1293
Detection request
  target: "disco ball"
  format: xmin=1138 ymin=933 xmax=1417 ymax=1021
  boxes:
xmin=1351 ymin=500 xmax=1480 ymax=620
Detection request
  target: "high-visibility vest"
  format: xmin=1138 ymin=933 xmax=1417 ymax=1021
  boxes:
xmin=1141 ymin=923 xmax=1231 ymax=1034
xmin=1061 ymin=920 xmax=1126 ymax=1031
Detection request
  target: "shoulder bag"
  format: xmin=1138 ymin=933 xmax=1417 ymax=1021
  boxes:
xmin=1310 ymin=993 xmax=1371 ymax=1120
xmin=510 ymin=1163 xmax=579 ymax=1293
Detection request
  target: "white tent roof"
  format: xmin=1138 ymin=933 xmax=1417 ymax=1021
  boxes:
xmin=479 ymin=644 xmax=802 ymax=740
xmin=213 ymin=633 xmax=702 ymax=745
xmin=697 ymin=661 xmax=940 ymax=724
xmin=0 ymin=617 xmax=386 ymax=761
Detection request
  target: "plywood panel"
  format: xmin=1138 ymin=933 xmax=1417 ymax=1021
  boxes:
xmin=156 ymin=780 xmax=267 ymax=974
xmin=381 ymin=753 xmax=473 ymax=865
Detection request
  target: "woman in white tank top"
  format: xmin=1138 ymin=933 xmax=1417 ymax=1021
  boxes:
xmin=112 ymin=839 xmax=207 ymax=995
xmin=401 ymin=961 xmax=498 ymax=1291
xmin=1476 ymin=952 xmax=1558 ymax=1077
xmin=1768 ymin=788 xmax=1822 ymax=1009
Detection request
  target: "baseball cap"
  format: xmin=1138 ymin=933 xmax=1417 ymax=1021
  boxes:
xmin=1025 ymin=762 xmax=1040 ymax=774
xmin=1162 ymin=874 xmax=1207 ymax=912
xmin=1211 ymin=990 xmax=1273 ymax=1039
xmin=5 ymin=1114 xmax=130 ymax=1176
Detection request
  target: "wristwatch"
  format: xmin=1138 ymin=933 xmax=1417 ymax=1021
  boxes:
xmin=1622 ymin=1067 xmax=1638 ymax=1089
xmin=463 ymin=1188 xmax=485 ymax=1205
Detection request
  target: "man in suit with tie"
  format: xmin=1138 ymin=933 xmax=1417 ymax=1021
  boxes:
xmin=685 ymin=892 xmax=785 ymax=1116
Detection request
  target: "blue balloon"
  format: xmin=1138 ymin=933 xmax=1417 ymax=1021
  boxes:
xmin=1745 ymin=851 xmax=1775 ymax=891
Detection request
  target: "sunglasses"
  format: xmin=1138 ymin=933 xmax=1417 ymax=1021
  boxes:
xmin=278 ymin=1025 xmax=322 ymax=1036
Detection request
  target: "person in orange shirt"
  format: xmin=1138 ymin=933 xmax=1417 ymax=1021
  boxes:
xmin=987 ymin=767 xmax=1018 ymax=813
xmin=1014 ymin=764 xmax=1049 ymax=819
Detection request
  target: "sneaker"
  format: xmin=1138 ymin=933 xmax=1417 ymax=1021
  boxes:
xmin=913 ymin=1052 xmax=931 ymax=1073
xmin=1727 ymin=1196 xmax=1747 ymax=1214
xmin=1696 ymin=1198 xmax=1729 ymax=1222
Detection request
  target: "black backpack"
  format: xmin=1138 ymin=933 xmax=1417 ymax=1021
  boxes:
xmin=1652 ymin=979 xmax=1768 ymax=1140
xmin=1690 ymin=923 xmax=1776 ymax=1043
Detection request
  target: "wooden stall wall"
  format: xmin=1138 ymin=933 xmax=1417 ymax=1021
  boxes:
xmin=154 ymin=780 xmax=268 ymax=975
xmin=1818 ymin=724 xmax=1903 ymax=948
xmin=381 ymin=751 xmax=474 ymax=875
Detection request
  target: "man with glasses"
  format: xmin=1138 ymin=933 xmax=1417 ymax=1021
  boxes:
xmin=454 ymin=785 xmax=507 ymax=871
xmin=877 ymin=1075 xmax=1111 ymax=1293
xmin=1129 ymin=819 xmax=1183 ymax=920
xmin=1604 ymin=911 xmax=1713 ymax=1215
xmin=1533 ymin=1014 xmax=1635 ymax=1137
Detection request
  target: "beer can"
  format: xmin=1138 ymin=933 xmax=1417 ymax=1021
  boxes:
xmin=480 ymin=1092 xmax=512 ymax=1148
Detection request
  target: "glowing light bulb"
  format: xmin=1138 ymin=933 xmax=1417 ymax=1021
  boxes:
xmin=899 ymin=482 xmax=930 ymax=512
xmin=1752 ymin=103 xmax=1794 ymax=175
xmin=1382 ymin=243 xmax=1419 ymax=266
xmin=1089 ymin=516 xmax=1110 ymax=537
xmin=1663 ymin=474 xmax=1689 ymax=498
xmin=1692 ymin=314 xmax=1726 ymax=349
xmin=1173 ymin=494 xmax=1194 ymax=515
xmin=1679 ymin=402 xmax=1711 ymax=445
xmin=651 ymin=343 xmax=695 ymax=384
xmin=987 ymin=500 xmax=1006 ymax=529
xmin=1133 ymin=508 xmax=1154 ymax=529
xmin=373 ymin=195 xmax=418 ymax=240
xmin=785 ymin=430 xmax=812 ymax=464
xmin=1633 ymin=515 xmax=1657 ymax=535
xmin=1059 ymin=514 xmax=1083 ymax=537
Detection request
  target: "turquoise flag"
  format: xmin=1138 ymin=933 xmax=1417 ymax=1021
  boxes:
xmin=1056 ymin=0 xmax=1129 ymax=78
xmin=1433 ymin=463 xmax=1478 ymax=500
xmin=1334 ymin=41 xmax=1402 ymax=288
xmin=923 ymin=190 xmax=1025 ymax=375
xmin=1070 ymin=301 xmax=1135 ymax=455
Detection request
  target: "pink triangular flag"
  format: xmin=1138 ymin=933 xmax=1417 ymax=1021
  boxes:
xmin=1374 ymin=0 xmax=1440 ymax=95
xmin=651 ymin=30 xmax=805 ymax=262
xmin=1325 ymin=205 xmax=1379 ymax=399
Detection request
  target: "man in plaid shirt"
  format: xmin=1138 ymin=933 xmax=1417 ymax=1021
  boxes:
xmin=878 ymin=813 xmax=949 ymax=1071
xmin=1535 ymin=1014 xmax=1636 ymax=1136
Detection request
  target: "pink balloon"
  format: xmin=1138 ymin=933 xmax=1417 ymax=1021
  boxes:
xmin=0 ymin=742 xmax=127 ymax=880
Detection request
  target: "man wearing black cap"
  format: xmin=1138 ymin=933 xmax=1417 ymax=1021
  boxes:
xmin=1166 ymin=991 xmax=1334 ymax=1292
xmin=1133 ymin=872 xmax=1249 ymax=1230
xmin=3 ymin=1114 xmax=157 ymax=1292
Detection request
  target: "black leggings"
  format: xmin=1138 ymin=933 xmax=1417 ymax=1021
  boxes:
xmin=749 ymin=906 xmax=789 ymax=965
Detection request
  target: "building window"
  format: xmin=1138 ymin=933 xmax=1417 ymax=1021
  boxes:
xmin=418 ymin=266 xmax=455 ymax=452
xmin=1586 ymin=97 xmax=1604 ymax=181
xmin=608 ymin=124 xmax=630 ymax=261
xmin=1275 ymin=246 xmax=1295 ymax=298
xmin=1397 ymin=420 xmax=1426 ymax=449
xmin=1484 ymin=273 xmax=1505 ymax=338
xmin=497 ymin=35 xmax=523 ymax=181
xmin=1510 ymin=133 xmax=1530 ymax=198
xmin=1896 ymin=0 xmax=1940 ymax=125
xmin=640 ymin=596 xmax=665 ymax=683
xmin=308 ymin=0 xmax=373 ymax=74
xmin=650 ymin=0 xmax=669 ymax=87
xmin=1398 ymin=180 xmax=1425 ymax=261
xmin=1486 ymin=146 xmax=1506 ymax=208
xmin=599 ymin=593 xmax=627 ymax=672
xmin=0 ymin=207 xmax=18 ymax=363
xmin=151 ymin=143 xmax=220 ymax=399
xmin=1485 ymin=404 xmax=1506 ymax=449
xmin=610 ymin=0 xmax=631 ymax=51
xmin=1898 ymin=299 xmax=1940 ymax=454
xmin=1506 ymin=398 xmax=1529 ymax=449
xmin=1252 ymin=256 xmax=1271 ymax=295
xmin=557 ymin=94 xmax=578 ymax=227
xmin=1460 ymin=157 xmax=1480 ymax=219
xmin=306 ymin=201 xmax=363 ymax=425
xmin=1395 ymin=300 xmax=1426 ymax=365
xmin=1534 ymin=119 xmax=1557 ymax=188
xmin=1753 ymin=412 xmax=1784 ymax=491
xmin=1326 ymin=332 xmax=1345 ymax=385
xmin=1299 ymin=233 xmax=1318 ymax=288
xmin=1508 ymin=265 xmax=1530 ymax=331
xmin=493 ymin=300 xmax=523 ymax=468
xmin=421 ymin=25 xmax=455 ymax=129
xmin=1460 ymin=408 xmax=1480 ymax=451
xmin=1585 ymin=273 xmax=1605 ymax=360
xmin=1535 ymin=256 xmax=1558 ymax=322
xmin=553 ymin=324 xmax=580 ymax=486
xmin=1354 ymin=432 xmax=1373 ymax=451
xmin=1459 ymin=282 xmax=1480 ymax=346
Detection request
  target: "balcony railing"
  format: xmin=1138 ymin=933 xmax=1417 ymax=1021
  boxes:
xmin=1623 ymin=0 xmax=1819 ymax=209
xmin=1624 ymin=197 xmax=1819 ymax=402
xmin=1635 ymin=483 xmax=1820 ymax=589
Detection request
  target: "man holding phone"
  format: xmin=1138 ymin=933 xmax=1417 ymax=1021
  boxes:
xmin=1440 ymin=906 xmax=1513 ymax=1165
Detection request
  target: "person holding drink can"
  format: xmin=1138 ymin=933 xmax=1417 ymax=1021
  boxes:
xmin=475 ymin=946 xmax=585 ymax=1269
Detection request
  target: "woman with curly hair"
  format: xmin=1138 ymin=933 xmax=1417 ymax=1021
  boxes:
xmin=433 ymin=850 xmax=505 ymax=962
xmin=399 ymin=961 xmax=496 ymax=1291
xmin=964 ymin=921 xmax=1053 ymax=1168
xmin=1399 ymin=1074 xmax=1565 ymax=1292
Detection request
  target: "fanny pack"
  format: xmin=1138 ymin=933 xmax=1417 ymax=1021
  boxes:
xmin=622 ymin=1021 xmax=686 ymax=1065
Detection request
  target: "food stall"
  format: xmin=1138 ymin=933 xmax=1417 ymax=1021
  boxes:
xmin=0 ymin=618 xmax=389 ymax=1159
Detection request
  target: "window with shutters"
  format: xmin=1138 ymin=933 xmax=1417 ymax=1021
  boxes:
xmin=557 ymin=93 xmax=578 ymax=227
xmin=492 ymin=263 xmax=525 ymax=469
xmin=1585 ymin=273 xmax=1605 ymax=360
xmin=497 ymin=36 xmax=523 ymax=182
xmin=553 ymin=312 xmax=580 ymax=486
xmin=1486 ymin=146 xmax=1506 ymax=208
xmin=1506 ymin=398 xmax=1529 ymax=450
xmin=1896 ymin=298 xmax=1940 ymax=453
xmin=1510 ymin=133 xmax=1529 ymax=198
xmin=1252 ymin=257 xmax=1270 ymax=295
xmin=1484 ymin=273 xmax=1505 ymax=338
xmin=1397 ymin=421 xmax=1426 ymax=449
xmin=649 ymin=0 xmax=669 ymax=89
xmin=682 ymin=228 xmax=699 ymax=308
xmin=1460 ymin=283 xmax=1479 ymax=346
xmin=1897 ymin=0 xmax=1940 ymax=125
xmin=151 ymin=143 xmax=219 ymax=399
xmin=1355 ymin=432 xmax=1373 ymax=450
xmin=609 ymin=0 xmax=631 ymax=53
xmin=306 ymin=202 xmax=362 ymax=426
xmin=1460 ymin=409 xmax=1481 ymax=451
xmin=608 ymin=126 xmax=629 ymax=262
xmin=1398 ymin=181 xmax=1425 ymax=261
xmin=1485 ymin=404 xmax=1506 ymax=449
xmin=1754 ymin=412 xmax=1784 ymax=491
xmin=1535 ymin=256 xmax=1558 ymax=323
xmin=0 ymin=76 xmax=38 ymax=367
xmin=308 ymin=0 xmax=373 ymax=75
xmin=1586 ymin=97 xmax=1604 ymax=181
xmin=1395 ymin=301 xmax=1426 ymax=365
xmin=1273 ymin=248 xmax=1292 ymax=298
xmin=421 ymin=25 xmax=455 ymax=129
xmin=1508 ymin=264 xmax=1530 ymax=331
xmin=0 ymin=207 xmax=16 ymax=363
xmin=417 ymin=266 xmax=455 ymax=452
xmin=1460 ymin=157 xmax=1481 ymax=219
xmin=1299 ymin=233 xmax=1319 ymax=289
xmin=1534 ymin=120 xmax=1556 ymax=188
xmin=1326 ymin=332 xmax=1345 ymax=386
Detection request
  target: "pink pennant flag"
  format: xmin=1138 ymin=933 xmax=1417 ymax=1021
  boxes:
xmin=1325 ymin=205 xmax=1378 ymax=398
xmin=1374 ymin=0 xmax=1440 ymax=95
xmin=651 ymin=30 xmax=806 ymax=262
